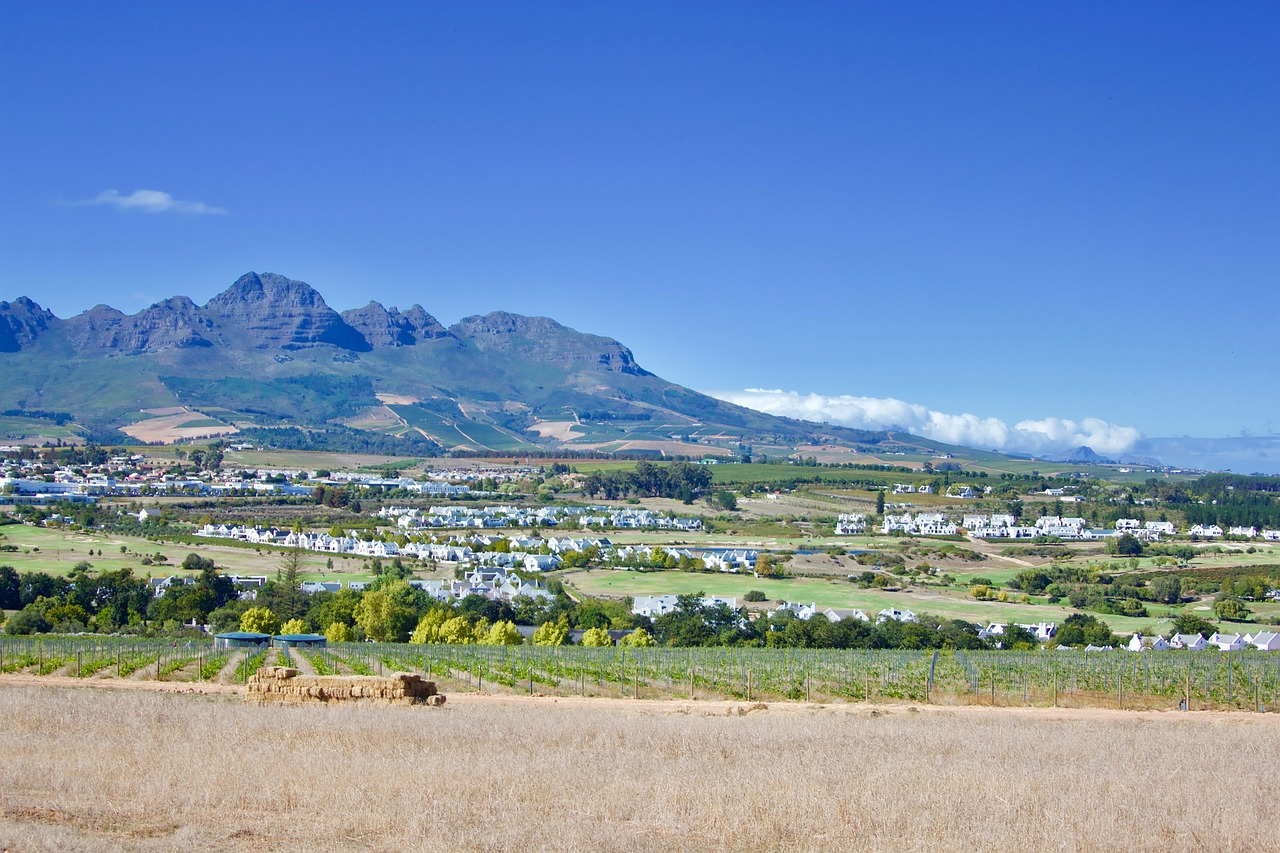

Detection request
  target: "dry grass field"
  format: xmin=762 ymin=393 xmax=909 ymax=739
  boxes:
xmin=0 ymin=681 xmax=1277 ymax=852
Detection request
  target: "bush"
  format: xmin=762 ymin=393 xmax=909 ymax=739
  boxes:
xmin=744 ymin=590 xmax=767 ymax=602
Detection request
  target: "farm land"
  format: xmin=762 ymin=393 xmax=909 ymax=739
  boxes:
xmin=0 ymin=682 xmax=1278 ymax=851
xmin=3 ymin=448 xmax=1280 ymax=849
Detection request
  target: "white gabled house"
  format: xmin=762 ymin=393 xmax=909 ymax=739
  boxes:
xmin=774 ymin=602 xmax=818 ymax=621
xmin=1245 ymin=631 xmax=1280 ymax=651
xmin=522 ymin=554 xmax=562 ymax=572
xmin=1127 ymin=633 xmax=1169 ymax=652
xmin=1169 ymin=633 xmax=1207 ymax=651
xmin=876 ymin=608 xmax=918 ymax=624
xmin=835 ymin=513 xmax=866 ymax=535
xmin=1207 ymin=632 xmax=1246 ymax=651
xmin=1189 ymin=524 xmax=1224 ymax=538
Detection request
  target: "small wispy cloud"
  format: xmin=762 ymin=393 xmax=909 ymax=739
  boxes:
xmin=74 ymin=188 xmax=226 ymax=215
xmin=708 ymin=388 xmax=1144 ymax=457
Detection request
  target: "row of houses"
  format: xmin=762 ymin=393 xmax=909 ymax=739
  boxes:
xmin=1126 ymin=631 xmax=1280 ymax=652
xmin=771 ymin=602 xmax=918 ymax=624
xmin=380 ymin=504 xmax=702 ymax=531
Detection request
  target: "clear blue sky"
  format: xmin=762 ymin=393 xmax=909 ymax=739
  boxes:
xmin=2 ymin=1 xmax=1276 ymax=447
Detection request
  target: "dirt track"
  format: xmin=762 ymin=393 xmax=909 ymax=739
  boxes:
xmin=4 ymin=672 xmax=1276 ymax=727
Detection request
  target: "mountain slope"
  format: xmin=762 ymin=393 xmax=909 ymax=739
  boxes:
xmin=0 ymin=271 xmax=887 ymax=453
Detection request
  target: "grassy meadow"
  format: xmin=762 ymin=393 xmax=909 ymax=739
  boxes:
xmin=0 ymin=684 xmax=1276 ymax=851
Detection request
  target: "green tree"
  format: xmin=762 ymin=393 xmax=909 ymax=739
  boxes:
xmin=875 ymin=490 xmax=886 ymax=515
xmin=1170 ymin=613 xmax=1216 ymax=638
xmin=479 ymin=620 xmax=523 ymax=645
xmin=710 ymin=491 xmax=738 ymax=512
xmin=755 ymin=553 xmax=786 ymax=579
xmin=410 ymin=608 xmax=451 ymax=644
xmin=580 ymin=626 xmax=613 ymax=646
xmin=620 ymin=627 xmax=655 ymax=647
xmin=325 ymin=621 xmax=353 ymax=643
xmin=1213 ymin=596 xmax=1251 ymax=622
xmin=279 ymin=617 xmax=308 ymax=636
xmin=532 ymin=614 xmax=570 ymax=646
xmin=353 ymin=580 xmax=421 ymax=643
xmin=240 ymin=606 xmax=279 ymax=635
xmin=438 ymin=615 xmax=477 ymax=644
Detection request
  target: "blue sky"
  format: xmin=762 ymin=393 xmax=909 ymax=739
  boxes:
xmin=1 ymin=1 xmax=1276 ymax=457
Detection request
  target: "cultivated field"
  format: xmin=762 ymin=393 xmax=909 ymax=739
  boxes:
xmin=118 ymin=408 xmax=240 ymax=443
xmin=0 ymin=682 xmax=1276 ymax=851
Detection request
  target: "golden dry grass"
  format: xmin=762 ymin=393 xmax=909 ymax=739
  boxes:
xmin=0 ymin=685 xmax=1277 ymax=852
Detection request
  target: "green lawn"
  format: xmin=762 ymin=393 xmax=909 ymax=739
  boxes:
xmin=562 ymin=568 xmax=1184 ymax=636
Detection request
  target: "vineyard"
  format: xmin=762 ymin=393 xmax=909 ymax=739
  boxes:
xmin=3 ymin=636 xmax=1279 ymax=711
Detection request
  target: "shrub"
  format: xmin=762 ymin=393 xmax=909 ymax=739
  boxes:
xmin=744 ymin=590 xmax=767 ymax=602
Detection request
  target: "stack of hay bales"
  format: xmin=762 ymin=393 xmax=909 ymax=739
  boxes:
xmin=247 ymin=666 xmax=446 ymax=706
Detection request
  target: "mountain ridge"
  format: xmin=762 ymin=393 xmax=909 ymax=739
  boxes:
xmin=0 ymin=271 xmax=886 ymax=454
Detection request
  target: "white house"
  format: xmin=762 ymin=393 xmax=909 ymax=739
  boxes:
xmin=774 ymin=602 xmax=818 ymax=621
xmin=1017 ymin=622 xmax=1057 ymax=642
xmin=1245 ymin=631 xmax=1280 ymax=651
xmin=1127 ymin=634 xmax=1169 ymax=652
xmin=835 ymin=513 xmax=866 ymax=535
xmin=522 ymin=554 xmax=562 ymax=572
xmin=1189 ymin=524 xmax=1224 ymax=538
xmin=1169 ymin=633 xmax=1207 ymax=651
xmin=1207 ymin=632 xmax=1246 ymax=651
xmin=876 ymin=608 xmax=918 ymax=624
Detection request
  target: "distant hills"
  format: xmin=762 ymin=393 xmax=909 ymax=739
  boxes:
xmin=0 ymin=272 xmax=888 ymax=455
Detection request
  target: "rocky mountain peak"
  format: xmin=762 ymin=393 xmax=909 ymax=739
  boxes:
xmin=205 ymin=272 xmax=368 ymax=351
xmin=0 ymin=296 xmax=58 ymax=352
xmin=340 ymin=301 xmax=455 ymax=348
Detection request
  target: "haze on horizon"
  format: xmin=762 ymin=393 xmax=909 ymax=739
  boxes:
xmin=1 ymin=2 xmax=1276 ymax=463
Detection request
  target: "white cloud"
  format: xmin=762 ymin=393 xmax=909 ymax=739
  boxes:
xmin=76 ymin=188 xmax=226 ymax=215
xmin=708 ymin=388 xmax=1143 ymax=457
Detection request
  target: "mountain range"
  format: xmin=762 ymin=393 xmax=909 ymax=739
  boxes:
xmin=0 ymin=272 xmax=890 ymax=455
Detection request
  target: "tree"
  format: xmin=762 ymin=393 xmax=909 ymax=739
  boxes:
xmin=325 ymin=621 xmax=353 ymax=643
xmin=580 ymin=626 xmax=613 ymax=647
xmin=710 ymin=491 xmax=738 ymax=512
xmin=1171 ymin=613 xmax=1216 ymax=638
xmin=479 ymin=620 xmax=523 ymax=645
xmin=1213 ymin=596 xmax=1251 ymax=622
xmin=1054 ymin=613 xmax=1117 ymax=648
xmin=0 ymin=566 xmax=19 ymax=610
xmin=532 ymin=614 xmax=570 ymax=646
xmin=354 ymin=580 xmax=421 ymax=643
xmin=263 ymin=547 xmax=307 ymax=621
xmin=410 ymin=609 xmax=450 ymax=644
xmin=279 ymin=618 xmax=308 ymax=636
xmin=181 ymin=552 xmax=215 ymax=570
xmin=621 ymin=627 xmax=655 ymax=647
xmin=875 ymin=490 xmax=886 ymax=515
xmin=436 ymin=615 xmax=477 ymax=644
xmin=240 ymin=606 xmax=278 ymax=635
xmin=744 ymin=590 xmax=767 ymax=602
xmin=5 ymin=607 xmax=49 ymax=635
xmin=1109 ymin=534 xmax=1143 ymax=557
